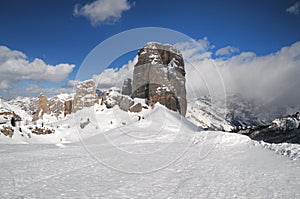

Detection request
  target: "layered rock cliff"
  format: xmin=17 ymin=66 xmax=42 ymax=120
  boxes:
xmin=132 ymin=42 xmax=187 ymax=116
xmin=72 ymin=80 xmax=99 ymax=113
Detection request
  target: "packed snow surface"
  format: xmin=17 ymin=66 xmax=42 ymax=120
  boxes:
xmin=1 ymin=104 xmax=300 ymax=198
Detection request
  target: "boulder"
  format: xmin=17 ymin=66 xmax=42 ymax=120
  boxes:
xmin=129 ymin=103 xmax=143 ymax=113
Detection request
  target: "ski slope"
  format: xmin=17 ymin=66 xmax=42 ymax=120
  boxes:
xmin=0 ymin=105 xmax=300 ymax=198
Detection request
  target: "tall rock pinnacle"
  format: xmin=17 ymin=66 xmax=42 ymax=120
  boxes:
xmin=32 ymin=93 xmax=51 ymax=121
xmin=132 ymin=42 xmax=187 ymax=116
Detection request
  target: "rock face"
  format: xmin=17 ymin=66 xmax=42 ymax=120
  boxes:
xmin=129 ymin=103 xmax=142 ymax=113
xmin=232 ymin=111 xmax=300 ymax=144
xmin=48 ymin=94 xmax=73 ymax=118
xmin=64 ymin=100 xmax=73 ymax=116
xmin=33 ymin=94 xmax=51 ymax=121
xmin=132 ymin=42 xmax=187 ymax=116
xmin=73 ymin=80 xmax=99 ymax=112
xmin=101 ymin=88 xmax=134 ymax=112
xmin=121 ymin=78 xmax=132 ymax=96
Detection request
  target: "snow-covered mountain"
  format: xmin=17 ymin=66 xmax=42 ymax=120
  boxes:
xmin=0 ymin=97 xmax=32 ymax=124
xmin=232 ymin=111 xmax=300 ymax=144
xmin=2 ymin=91 xmax=300 ymax=144
xmin=8 ymin=96 xmax=38 ymax=115
xmin=186 ymin=96 xmax=233 ymax=131
xmin=6 ymin=93 xmax=74 ymax=119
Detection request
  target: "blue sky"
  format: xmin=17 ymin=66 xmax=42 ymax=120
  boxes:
xmin=0 ymin=0 xmax=300 ymax=99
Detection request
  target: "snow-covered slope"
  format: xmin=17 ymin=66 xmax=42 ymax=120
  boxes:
xmin=0 ymin=115 xmax=299 ymax=198
xmin=186 ymin=96 xmax=232 ymax=131
xmin=0 ymin=98 xmax=32 ymax=125
xmin=186 ymin=94 xmax=264 ymax=132
xmin=8 ymin=96 xmax=37 ymax=116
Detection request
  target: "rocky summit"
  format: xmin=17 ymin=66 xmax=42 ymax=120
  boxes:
xmin=132 ymin=42 xmax=187 ymax=116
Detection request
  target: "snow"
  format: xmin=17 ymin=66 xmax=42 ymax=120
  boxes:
xmin=133 ymin=98 xmax=146 ymax=104
xmin=271 ymin=117 xmax=299 ymax=130
xmin=0 ymin=104 xmax=300 ymax=198
xmin=256 ymin=141 xmax=300 ymax=160
xmin=186 ymin=98 xmax=233 ymax=131
xmin=145 ymin=42 xmax=182 ymax=55
xmin=55 ymin=93 xmax=73 ymax=102
xmin=109 ymin=87 xmax=121 ymax=92
xmin=168 ymin=57 xmax=178 ymax=68
xmin=149 ymin=53 xmax=160 ymax=64
xmin=0 ymin=117 xmax=7 ymax=124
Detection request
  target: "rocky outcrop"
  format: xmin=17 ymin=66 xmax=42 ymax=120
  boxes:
xmin=129 ymin=103 xmax=142 ymax=113
xmin=121 ymin=78 xmax=132 ymax=96
xmin=64 ymin=100 xmax=73 ymax=116
xmin=32 ymin=94 xmax=51 ymax=121
xmin=132 ymin=42 xmax=187 ymax=116
xmin=0 ymin=111 xmax=22 ymax=122
xmin=73 ymin=80 xmax=99 ymax=112
xmin=31 ymin=126 xmax=55 ymax=135
xmin=0 ymin=126 xmax=13 ymax=138
xmin=232 ymin=112 xmax=300 ymax=144
xmin=48 ymin=94 xmax=73 ymax=118
xmin=101 ymin=88 xmax=134 ymax=112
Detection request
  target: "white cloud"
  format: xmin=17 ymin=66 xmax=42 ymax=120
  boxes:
xmin=0 ymin=83 xmax=75 ymax=100
xmin=74 ymin=0 xmax=132 ymax=26
xmin=215 ymin=45 xmax=239 ymax=57
xmin=174 ymin=37 xmax=214 ymax=62
xmin=0 ymin=80 xmax=9 ymax=89
xmin=286 ymin=1 xmax=300 ymax=15
xmin=64 ymin=80 xmax=79 ymax=88
xmin=93 ymin=55 xmax=137 ymax=89
xmin=219 ymin=41 xmax=300 ymax=106
xmin=24 ymin=84 xmax=73 ymax=96
xmin=0 ymin=45 xmax=75 ymax=90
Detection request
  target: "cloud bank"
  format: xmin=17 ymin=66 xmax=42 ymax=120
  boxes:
xmin=215 ymin=46 xmax=239 ymax=57
xmin=0 ymin=45 xmax=74 ymax=98
xmin=177 ymin=40 xmax=300 ymax=107
xmin=92 ymin=56 xmax=137 ymax=89
xmin=219 ymin=42 xmax=300 ymax=106
xmin=74 ymin=0 xmax=132 ymax=26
